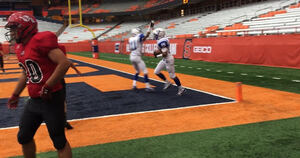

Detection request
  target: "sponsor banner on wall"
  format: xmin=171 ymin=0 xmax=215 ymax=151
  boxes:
xmin=193 ymin=46 xmax=212 ymax=53
xmin=183 ymin=39 xmax=192 ymax=59
xmin=126 ymin=43 xmax=177 ymax=55
xmin=115 ymin=43 xmax=120 ymax=53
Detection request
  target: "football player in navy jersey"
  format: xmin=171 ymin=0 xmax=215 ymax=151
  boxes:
xmin=6 ymin=12 xmax=72 ymax=158
xmin=153 ymin=28 xmax=185 ymax=96
xmin=129 ymin=21 xmax=154 ymax=92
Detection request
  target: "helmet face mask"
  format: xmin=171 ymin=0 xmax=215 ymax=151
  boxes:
xmin=5 ymin=22 xmax=19 ymax=43
xmin=5 ymin=12 xmax=38 ymax=44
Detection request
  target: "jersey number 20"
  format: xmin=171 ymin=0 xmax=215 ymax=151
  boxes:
xmin=19 ymin=60 xmax=43 ymax=83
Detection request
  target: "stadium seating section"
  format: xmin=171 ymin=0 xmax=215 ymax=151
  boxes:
xmin=1 ymin=0 xmax=300 ymax=43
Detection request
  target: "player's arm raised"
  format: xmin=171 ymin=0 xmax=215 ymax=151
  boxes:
xmin=142 ymin=20 xmax=155 ymax=41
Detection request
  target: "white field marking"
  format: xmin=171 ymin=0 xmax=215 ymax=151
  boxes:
xmin=102 ymin=56 xmax=128 ymax=60
xmin=240 ymin=73 xmax=248 ymax=76
xmin=188 ymin=67 xmax=193 ymax=69
xmin=197 ymin=68 xmax=202 ymax=70
xmin=256 ymin=75 xmax=264 ymax=78
xmin=205 ymin=69 xmax=210 ymax=71
xmin=292 ymin=80 xmax=300 ymax=82
xmin=272 ymin=77 xmax=281 ymax=80
xmin=174 ymin=65 xmax=178 ymax=67
xmin=216 ymin=70 xmax=222 ymax=72
xmin=69 ymin=58 xmax=235 ymax=101
xmin=180 ymin=66 xmax=185 ymax=67
xmin=1 ymin=100 xmax=237 ymax=130
xmin=227 ymin=72 xmax=234 ymax=74
xmin=0 ymin=58 xmax=236 ymax=130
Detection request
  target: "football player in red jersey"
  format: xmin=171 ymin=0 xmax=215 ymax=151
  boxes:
xmin=0 ymin=42 xmax=5 ymax=73
xmin=5 ymin=12 xmax=72 ymax=158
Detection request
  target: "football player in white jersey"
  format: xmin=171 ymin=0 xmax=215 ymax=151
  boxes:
xmin=129 ymin=21 xmax=154 ymax=92
xmin=153 ymin=28 xmax=185 ymax=96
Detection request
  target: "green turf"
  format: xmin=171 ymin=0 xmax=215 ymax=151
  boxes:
xmin=12 ymin=117 xmax=300 ymax=158
xmin=11 ymin=51 xmax=299 ymax=158
xmin=69 ymin=52 xmax=300 ymax=94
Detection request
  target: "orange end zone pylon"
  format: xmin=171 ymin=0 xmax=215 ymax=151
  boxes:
xmin=236 ymin=82 xmax=243 ymax=102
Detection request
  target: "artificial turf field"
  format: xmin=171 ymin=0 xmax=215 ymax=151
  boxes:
xmin=1 ymin=52 xmax=299 ymax=158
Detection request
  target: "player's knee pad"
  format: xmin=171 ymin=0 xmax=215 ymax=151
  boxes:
xmin=17 ymin=131 xmax=33 ymax=145
xmin=169 ymin=73 xmax=176 ymax=79
xmin=52 ymin=134 xmax=67 ymax=150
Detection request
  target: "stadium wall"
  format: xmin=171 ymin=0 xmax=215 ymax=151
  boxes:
xmin=190 ymin=34 xmax=300 ymax=68
xmin=92 ymin=35 xmax=300 ymax=68
xmin=37 ymin=34 xmax=300 ymax=69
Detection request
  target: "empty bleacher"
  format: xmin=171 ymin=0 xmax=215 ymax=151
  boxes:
xmin=55 ymin=0 xmax=300 ymax=42
xmin=98 ymin=0 xmax=297 ymax=40
xmin=216 ymin=0 xmax=300 ymax=36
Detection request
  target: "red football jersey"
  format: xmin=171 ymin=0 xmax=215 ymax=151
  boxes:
xmin=0 ymin=43 xmax=3 ymax=56
xmin=15 ymin=31 xmax=62 ymax=98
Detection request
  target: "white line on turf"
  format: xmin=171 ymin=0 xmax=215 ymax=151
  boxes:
xmin=0 ymin=57 xmax=237 ymax=130
xmin=272 ymin=77 xmax=281 ymax=80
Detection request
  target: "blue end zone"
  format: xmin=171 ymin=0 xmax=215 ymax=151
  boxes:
xmin=0 ymin=59 xmax=234 ymax=128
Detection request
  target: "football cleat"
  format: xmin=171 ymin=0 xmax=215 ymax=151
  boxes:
xmin=177 ymin=86 xmax=186 ymax=96
xmin=132 ymin=86 xmax=138 ymax=92
xmin=163 ymin=81 xmax=171 ymax=91
xmin=145 ymin=87 xmax=154 ymax=92
xmin=65 ymin=122 xmax=73 ymax=130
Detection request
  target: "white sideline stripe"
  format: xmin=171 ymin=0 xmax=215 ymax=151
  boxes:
xmin=205 ymin=69 xmax=210 ymax=71
xmin=216 ymin=70 xmax=222 ymax=72
xmin=0 ymin=57 xmax=236 ymax=130
xmin=197 ymin=68 xmax=202 ymax=70
xmin=188 ymin=67 xmax=193 ymax=69
xmin=272 ymin=77 xmax=281 ymax=80
xmin=292 ymin=80 xmax=300 ymax=82
xmin=256 ymin=75 xmax=264 ymax=78
xmin=227 ymin=72 xmax=234 ymax=74
xmin=240 ymin=73 xmax=248 ymax=76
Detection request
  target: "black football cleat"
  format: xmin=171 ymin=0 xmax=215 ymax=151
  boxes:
xmin=65 ymin=122 xmax=73 ymax=130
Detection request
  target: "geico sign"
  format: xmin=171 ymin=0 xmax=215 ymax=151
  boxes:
xmin=193 ymin=46 xmax=212 ymax=53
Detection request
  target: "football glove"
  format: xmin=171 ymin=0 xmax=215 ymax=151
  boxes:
xmin=150 ymin=20 xmax=155 ymax=28
xmin=7 ymin=94 xmax=19 ymax=109
xmin=153 ymin=51 xmax=158 ymax=58
xmin=40 ymin=84 xmax=52 ymax=101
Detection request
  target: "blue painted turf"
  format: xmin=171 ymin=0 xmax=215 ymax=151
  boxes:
xmin=0 ymin=60 xmax=234 ymax=128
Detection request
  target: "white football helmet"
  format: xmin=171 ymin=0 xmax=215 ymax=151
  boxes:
xmin=153 ymin=28 xmax=166 ymax=40
xmin=131 ymin=28 xmax=141 ymax=36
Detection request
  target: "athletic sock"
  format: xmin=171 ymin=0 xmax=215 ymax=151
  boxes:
xmin=156 ymin=73 xmax=166 ymax=81
xmin=173 ymin=76 xmax=181 ymax=86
